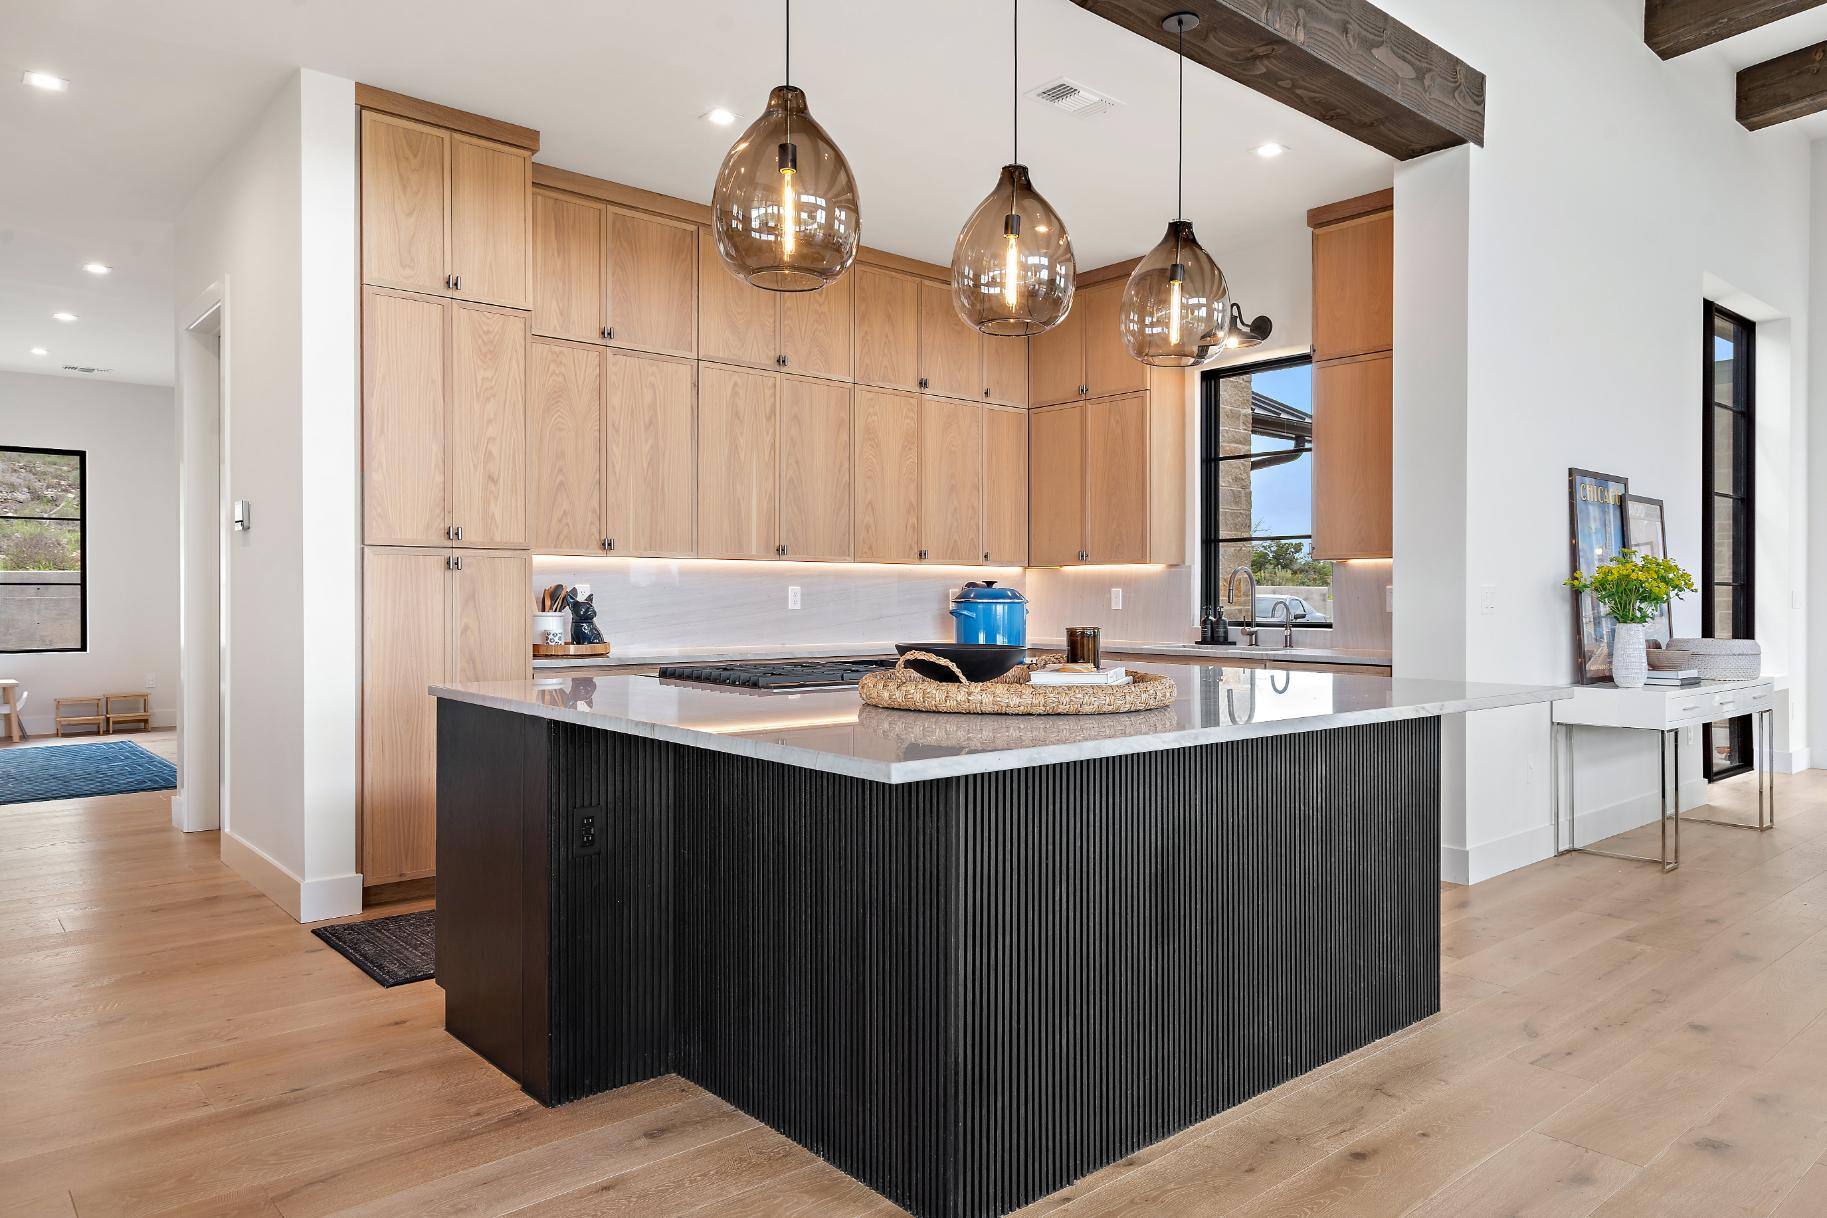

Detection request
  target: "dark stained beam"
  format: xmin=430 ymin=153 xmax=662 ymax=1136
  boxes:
xmin=1645 ymin=0 xmax=1827 ymax=61
xmin=1070 ymin=0 xmax=1485 ymax=161
xmin=1738 ymin=40 xmax=1827 ymax=129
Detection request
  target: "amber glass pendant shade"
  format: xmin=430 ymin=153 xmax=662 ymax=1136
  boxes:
xmin=952 ymin=164 xmax=1075 ymax=336
xmin=1120 ymin=220 xmax=1228 ymax=366
xmin=711 ymin=84 xmax=860 ymax=292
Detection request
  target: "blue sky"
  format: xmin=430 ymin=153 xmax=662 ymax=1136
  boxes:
xmin=1245 ymin=364 xmax=1312 ymax=538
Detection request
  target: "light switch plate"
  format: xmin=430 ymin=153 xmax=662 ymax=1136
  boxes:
xmin=1479 ymin=585 xmax=1497 ymax=615
xmin=231 ymin=499 xmax=251 ymax=531
xmin=1110 ymin=587 xmax=1124 ymax=611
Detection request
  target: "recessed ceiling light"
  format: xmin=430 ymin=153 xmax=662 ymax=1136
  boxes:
xmin=704 ymin=107 xmax=736 ymax=126
xmin=1253 ymin=142 xmax=1288 ymax=159
xmin=30 ymin=346 xmax=48 ymax=356
xmin=82 ymin=262 xmax=111 ymax=275
xmin=22 ymin=71 xmax=68 ymax=92
xmin=51 ymin=311 xmax=77 ymax=322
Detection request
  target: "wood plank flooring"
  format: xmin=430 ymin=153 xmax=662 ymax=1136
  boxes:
xmin=2 ymin=732 xmax=1825 ymax=1216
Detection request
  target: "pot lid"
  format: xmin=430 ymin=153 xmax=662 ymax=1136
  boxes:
xmin=952 ymin=580 xmax=1028 ymax=603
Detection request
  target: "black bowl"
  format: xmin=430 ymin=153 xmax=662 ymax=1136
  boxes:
xmin=895 ymin=642 xmax=1028 ymax=684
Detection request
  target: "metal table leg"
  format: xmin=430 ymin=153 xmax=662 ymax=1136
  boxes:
xmin=1564 ymin=726 xmax=1680 ymax=871
xmin=1680 ymin=708 xmax=1777 ymax=833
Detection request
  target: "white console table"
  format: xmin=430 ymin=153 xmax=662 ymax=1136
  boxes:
xmin=1551 ymin=677 xmax=1776 ymax=872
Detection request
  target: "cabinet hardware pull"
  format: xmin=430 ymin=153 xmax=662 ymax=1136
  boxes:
xmin=984 ymin=388 xmax=991 ymax=397
xmin=778 ymin=354 xmax=789 ymax=367
xmin=919 ymin=377 xmax=929 ymax=390
xmin=445 ymin=274 xmax=454 ymax=290
xmin=446 ymin=524 xmax=456 ymax=541
xmin=447 ymin=555 xmax=463 ymax=571
xmin=603 ymin=325 xmax=615 ymax=340
xmin=983 ymin=551 xmax=990 ymax=561
xmin=603 ymin=537 xmax=615 ymax=551
xmin=453 ymin=525 xmax=463 ymax=541
xmin=919 ymin=548 xmax=928 ymax=560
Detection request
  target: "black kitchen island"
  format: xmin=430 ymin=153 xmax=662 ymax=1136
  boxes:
xmin=432 ymin=663 xmax=1567 ymax=1217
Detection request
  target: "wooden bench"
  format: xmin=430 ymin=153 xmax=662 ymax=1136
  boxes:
xmin=55 ymin=696 xmax=106 ymax=737
xmin=105 ymin=693 xmax=153 ymax=735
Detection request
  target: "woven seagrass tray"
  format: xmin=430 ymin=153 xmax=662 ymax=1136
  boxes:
xmin=857 ymin=652 xmax=1177 ymax=716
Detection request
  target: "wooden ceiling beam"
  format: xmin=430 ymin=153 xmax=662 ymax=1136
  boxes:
xmin=1069 ymin=0 xmax=1484 ymax=161
xmin=1645 ymin=0 xmax=1827 ymax=60
xmin=1738 ymin=39 xmax=1827 ymax=129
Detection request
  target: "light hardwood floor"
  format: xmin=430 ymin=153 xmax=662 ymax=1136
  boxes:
xmin=3 ymin=737 xmax=1826 ymax=1216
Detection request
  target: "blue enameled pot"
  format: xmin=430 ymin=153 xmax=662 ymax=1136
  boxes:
xmin=949 ymin=581 xmax=1029 ymax=646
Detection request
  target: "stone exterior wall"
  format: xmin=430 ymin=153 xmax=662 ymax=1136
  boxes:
xmin=0 ymin=571 xmax=82 ymax=651
xmin=1216 ymin=375 xmax=1254 ymax=604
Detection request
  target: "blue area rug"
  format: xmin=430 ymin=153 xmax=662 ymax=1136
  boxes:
xmin=0 ymin=740 xmax=177 ymax=805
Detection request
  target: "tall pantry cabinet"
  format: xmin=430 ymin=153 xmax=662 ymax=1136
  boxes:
xmin=360 ymin=104 xmax=534 ymax=888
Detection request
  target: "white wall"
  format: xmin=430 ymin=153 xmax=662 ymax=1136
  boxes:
xmin=174 ymin=69 xmax=359 ymax=923
xmin=1386 ymin=0 xmax=1814 ymax=881
xmin=0 ymin=371 xmax=179 ymax=733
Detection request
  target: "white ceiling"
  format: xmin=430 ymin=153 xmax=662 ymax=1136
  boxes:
xmin=0 ymin=0 xmax=1405 ymax=388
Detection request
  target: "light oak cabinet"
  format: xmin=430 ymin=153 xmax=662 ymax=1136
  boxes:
xmin=919 ymin=396 xmax=983 ymax=564
xmin=532 ymin=189 xmax=698 ymax=356
xmin=364 ymin=287 xmax=527 ymax=550
xmin=1028 ymin=279 xmax=1141 ymax=407
xmin=853 ymin=387 xmax=921 ymax=563
xmin=605 ymin=350 xmax=697 ymax=556
xmin=854 ymin=266 xmax=922 ymax=392
xmin=778 ymin=378 xmax=854 ymax=560
xmin=1312 ymin=210 xmax=1394 ymax=363
xmin=527 ymin=337 xmax=605 ymax=552
xmin=982 ymin=405 xmax=1028 ymax=565
xmin=1311 ymin=355 xmax=1392 ymax=560
xmin=698 ymin=229 xmax=853 ymax=379
xmin=920 ymin=281 xmax=982 ymax=401
xmin=361 ymin=111 xmax=531 ymax=310
xmin=1027 ymin=373 xmax=1186 ymax=566
xmin=361 ymin=545 xmax=529 ymax=885
xmin=696 ymin=363 xmax=781 ymax=558
xmin=984 ymin=334 xmax=1029 ymax=409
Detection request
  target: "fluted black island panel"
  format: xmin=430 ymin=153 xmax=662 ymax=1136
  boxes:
xmin=435 ymin=687 xmax=1452 ymax=1218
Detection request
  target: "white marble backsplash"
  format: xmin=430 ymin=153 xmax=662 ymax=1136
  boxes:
xmin=531 ymin=556 xmax=1022 ymax=650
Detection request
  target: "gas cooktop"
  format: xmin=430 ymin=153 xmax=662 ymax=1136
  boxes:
xmin=656 ymin=658 xmax=898 ymax=691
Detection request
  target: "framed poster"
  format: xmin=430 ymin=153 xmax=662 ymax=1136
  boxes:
xmin=1624 ymin=494 xmax=1672 ymax=646
xmin=1568 ymin=468 xmax=1630 ymax=684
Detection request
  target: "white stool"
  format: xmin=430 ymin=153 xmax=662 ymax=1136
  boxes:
xmin=0 ymin=680 xmax=26 ymax=743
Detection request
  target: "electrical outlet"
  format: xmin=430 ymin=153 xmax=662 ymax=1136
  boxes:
xmin=787 ymin=585 xmax=802 ymax=611
xmin=1385 ymin=585 xmax=1394 ymax=612
xmin=573 ymin=807 xmax=604 ymax=856
xmin=1479 ymin=585 xmax=1497 ymax=615
xmin=144 ymin=672 xmax=157 ymax=690
xmin=1110 ymin=587 xmax=1123 ymax=611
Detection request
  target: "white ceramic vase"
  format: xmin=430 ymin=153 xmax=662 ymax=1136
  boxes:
xmin=1612 ymin=622 xmax=1647 ymax=689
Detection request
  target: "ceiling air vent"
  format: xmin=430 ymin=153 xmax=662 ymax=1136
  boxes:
xmin=1027 ymin=77 xmax=1120 ymax=119
xmin=62 ymin=364 xmax=113 ymax=375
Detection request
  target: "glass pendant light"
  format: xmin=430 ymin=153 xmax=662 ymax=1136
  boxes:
xmin=1120 ymin=12 xmax=1230 ymax=367
xmin=710 ymin=0 xmax=860 ymax=292
xmin=951 ymin=0 xmax=1075 ymax=336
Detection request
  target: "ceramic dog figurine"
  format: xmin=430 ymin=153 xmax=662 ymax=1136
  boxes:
xmin=568 ymin=590 xmax=605 ymax=645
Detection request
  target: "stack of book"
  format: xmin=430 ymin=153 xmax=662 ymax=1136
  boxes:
xmin=1643 ymin=668 xmax=1701 ymax=688
xmin=1030 ymin=665 xmax=1132 ymax=687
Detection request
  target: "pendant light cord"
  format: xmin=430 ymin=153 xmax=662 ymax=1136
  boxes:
xmin=1176 ymin=18 xmax=1184 ymax=221
xmin=1012 ymin=0 xmax=1019 ymax=168
xmin=785 ymin=0 xmax=791 ymax=86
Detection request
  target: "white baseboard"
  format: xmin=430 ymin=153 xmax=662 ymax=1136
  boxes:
xmin=1440 ymin=846 xmax=1470 ymax=886
xmin=1452 ymin=781 xmax=1708 ymax=885
xmin=220 ymin=831 xmax=363 ymax=924
xmin=1781 ymin=748 xmax=1811 ymax=774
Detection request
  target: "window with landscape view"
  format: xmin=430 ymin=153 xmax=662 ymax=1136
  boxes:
xmin=1 ymin=446 xmax=86 ymax=653
xmin=1199 ymin=356 xmax=1330 ymax=627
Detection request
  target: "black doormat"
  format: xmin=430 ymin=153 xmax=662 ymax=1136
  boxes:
xmin=312 ymin=909 xmax=436 ymax=987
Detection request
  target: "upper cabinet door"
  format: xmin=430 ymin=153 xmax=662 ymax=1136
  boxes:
xmin=606 ymin=350 xmax=697 ymax=557
xmin=363 ymin=288 xmax=449 ymax=546
xmin=697 ymin=227 xmax=780 ymax=370
xmin=361 ymin=113 xmax=448 ymax=296
xmin=780 ymin=273 xmax=854 ymax=381
xmin=447 ymin=134 xmax=531 ymax=310
xmin=1028 ymin=300 xmax=1085 ymax=407
xmin=1028 ymin=404 xmax=1085 ymax=565
xmin=1311 ymin=354 xmax=1392 ymax=560
xmin=696 ymin=363 xmax=779 ymax=558
xmin=982 ymin=405 xmax=1028 ymax=566
xmin=852 ymin=387 xmax=921 ymax=564
xmin=983 ymin=335 xmax=1029 ymax=408
xmin=919 ymin=280 xmax=982 ymax=401
xmin=919 ymin=396 xmax=983 ymax=564
xmin=778 ymin=377 xmax=854 ymax=560
xmin=1312 ymin=211 xmax=1394 ymax=363
xmin=531 ymin=190 xmax=606 ymax=344
xmin=452 ymin=550 xmax=533 ymax=685
xmin=606 ymin=207 xmax=698 ymax=358
xmin=449 ymin=302 xmax=528 ymax=549
xmin=527 ymin=338 xmax=604 ymax=553
xmin=1083 ymin=392 xmax=1150 ymax=564
xmin=1080 ymin=281 xmax=1147 ymax=400
xmin=853 ymin=265 xmax=922 ymax=392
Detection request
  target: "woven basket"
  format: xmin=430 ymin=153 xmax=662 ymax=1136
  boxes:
xmin=1655 ymin=638 xmax=1761 ymax=681
xmin=857 ymin=652 xmax=1177 ymax=716
xmin=857 ymin=703 xmax=1180 ymax=745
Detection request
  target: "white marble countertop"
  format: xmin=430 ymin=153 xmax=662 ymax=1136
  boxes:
xmin=435 ymin=661 xmax=1568 ymax=784
xmin=529 ymin=640 xmax=1393 ymax=670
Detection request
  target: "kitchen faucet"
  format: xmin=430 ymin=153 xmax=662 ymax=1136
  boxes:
xmin=1225 ymin=567 xmax=1258 ymax=646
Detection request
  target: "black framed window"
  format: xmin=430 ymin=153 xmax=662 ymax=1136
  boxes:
xmin=1702 ymin=303 xmax=1754 ymax=780
xmin=1199 ymin=355 xmax=1331 ymax=627
xmin=0 ymin=446 xmax=87 ymax=653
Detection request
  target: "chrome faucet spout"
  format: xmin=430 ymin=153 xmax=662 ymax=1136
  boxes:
xmin=1225 ymin=566 xmax=1259 ymax=646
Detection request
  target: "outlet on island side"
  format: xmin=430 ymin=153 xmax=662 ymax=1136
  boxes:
xmin=787 ymin=586 xmax=802 ymax=611
xmin=573 ymin=806 xmax=603 ymax=857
